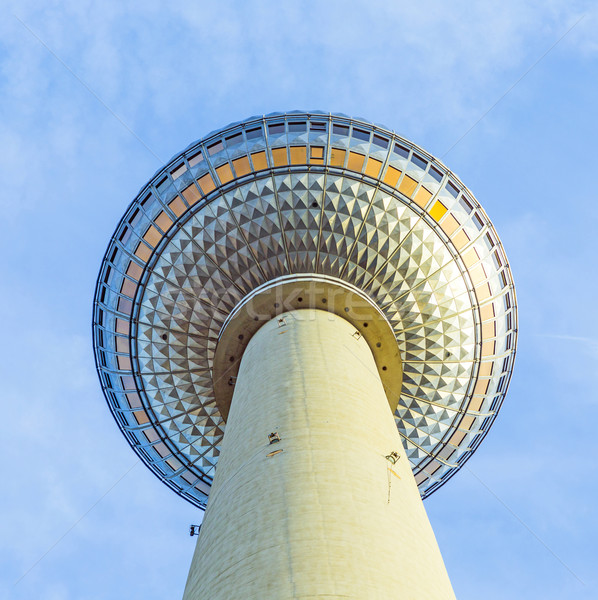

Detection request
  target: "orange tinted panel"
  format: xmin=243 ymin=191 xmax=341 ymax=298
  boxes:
xmin=449 ymin=430 xmax=466 ymax=446
xmin=330 ymin=148 xmax=346 ymax=166
xmin=451 ymin=229 xmax=470 ymax=250
xmin=468 ymin=397 xmax=484 ymax=412
xmin=469 ymin=264 xmax=487 ymax=286
xmin=117 ymin=355 xmax=132 ymax=370
xmin=155 ymin=211 xmax=173 ymax=232
xmin=134 ymin=242 xmax=152 ymax=262
xmin=481 ymin=340 xmax=496 ymax=357
xmin=232 ymin=156 xmax=251 ymax=176
xmin=475 ymin=282 xmax=492 ymax=301
xmin=398 ymin=175 xmax=418 ymax=198
xmin=383 ymin=166 xmax=402 ymax=187
xmin=143 ymin=225 xmax=161 ymax=247
xmin=168 ymin=197 xmax=186 ymax=217
xmin=478 ymin=361 xmax=494 ymax=377
xmin=347 ymin=152 xmax=365 ymax=172
xmin=126 ymin=261 xmax=143 ymax=281
xmin=462 ymin=247 xmax=479 ymax=268
xmin=115 ymin=318 xmax=129 ymax=335
xmin=271 ymin=148 xmax=288 ymax=166
xmin=120 ymin=278 xmax=137 ymax=298
xmin=182 ymin=183 xmax=201 ymax=205
xmin=290 ymin=146 xmax=307 ymax=164
xmin=482 ymin=321 xmax=496 ymax=338
xmin=197 ymin=173 xmax=216 ymax=194
xmin=414 ymin=186 xmax=433 ymax=208
xmin=134 ymin=411 xmax=149 ymax=425
xmin=474 ymin=378 xmax=490 ymax=396
xmin=251 ymin=151 xmax=268 ymax=170
xmin=480 ymin=302 xmax=495 ymax=321
xmin=364 ymin=157 xmax=382 ymax=178
xmin=216 ymin=163 xmax=234 ymax=184
xmin=460 ymin=415 xmax=475 ymax=430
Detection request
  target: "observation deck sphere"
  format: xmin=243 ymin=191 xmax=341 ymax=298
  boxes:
xmin=92 ymin=111 xmax=518 ymax=509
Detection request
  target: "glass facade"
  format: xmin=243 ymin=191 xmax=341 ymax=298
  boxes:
xmin=93 ymin=111 xmax=517 ymax=508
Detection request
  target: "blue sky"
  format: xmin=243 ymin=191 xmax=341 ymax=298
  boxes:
xmin=2 ymin=1 xmax=597 ymax=598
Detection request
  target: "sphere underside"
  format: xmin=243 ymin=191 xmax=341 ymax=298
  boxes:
xmin=93 ymin=112 xmax=517 ymax=508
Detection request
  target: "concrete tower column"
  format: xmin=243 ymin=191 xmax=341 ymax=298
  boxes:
xmin=183 ymin=309 xmax=456 ymax=599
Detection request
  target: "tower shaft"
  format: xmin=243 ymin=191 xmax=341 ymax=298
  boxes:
xmin=183 ymin=309 xmax=456 ymax=599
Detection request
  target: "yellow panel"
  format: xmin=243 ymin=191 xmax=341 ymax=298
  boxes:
xmin=347 ymin=151 xmax=365 ymax=172
xmin=330 ymin=148 xmax=346 ymax=166
xmin=398 ymin=174 xmax=418 ymax=198
xmin=310 ymin=158 xmax=324 ymax=165
xmin=115 ymin=318 xmax=129 ymax=335
xmin=290 ymin=146 xmax=307 ymax=164
xmin=414 ymin=186 xmax=433 ymax=208
xmin=143 ymin=225 xmax=162 ymax=247
xmin=216 ymin=163 xmax=234 ymax=184
xmin=155 ymin=211 xmax=173 ymax=232
xmin=182 ymin=183 xmax=201 ymax=205
xmin=364 ymin=157 xmax=382 ymax=178
xmin=197 ymin=173 xmax=216 ymax=194
xmin=232 ymin=155 xmax=251 ymax=176
xmin=462 ymin=247 xmax=479 ymax=268
xmin=482 ymin=321 xmax=496 ymax=338
xmin=310 ymin=146 xmax=324 ymax=159
xmin=168 ymin=197 xmax=186 ymax=217
xmin=251 ymin=151 xmax=268 ymax=170
xmin=481 ymin=340 xmax=495 ymax=357
xmin=134 ymin=242 xmax=151 ymax=263
xmin=383 ymin=166 xmax=402 ymax=187
xmin=451 ymin=229 xmax=470 ymax=250
xmin=120 ymin=278 xmax=137 ymax=299
xmin=429 ymin=201 xmax=447 ymax=222
xmin=478 ymin=361 xmax=494 ymax=377
xmin=480 ymin=302 xmax=495 ymax=321
xmin=126 ymin=261 xmax=143 ymax=281
xmin=271 ymin=147 xmax=288 ymax=166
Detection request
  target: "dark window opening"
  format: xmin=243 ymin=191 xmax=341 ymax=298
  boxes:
xmin=372 ymin=134 xmax=388 ymax=149
xmin=446 ymin=181 xmax=459 ymax=198
xmin=268 ymin=123 xmax=285 ymax=134
xmin=352 ymin=128 xmax=370 ymax=142
xmin=411 ymin=153 xmax=427 ymax=170
xmin=246 ymin=127 xmax=262 ymax=139
xmin=333 ymin=124 xmax=349 ymax=136
xmin=430 ymin=166 xmax=443 ymax=182
xmin=393 ymin=143 xmax=409 ymax=158
xmin=288 ymin=121 xmax=306 ymax=133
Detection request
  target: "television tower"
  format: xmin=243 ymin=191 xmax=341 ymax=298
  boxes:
xmin=93 ymin=111 xmax=517 ymax=598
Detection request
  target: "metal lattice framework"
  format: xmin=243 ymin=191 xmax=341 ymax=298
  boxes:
xmin=93 ymin=111 xmax=517 ymax=508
